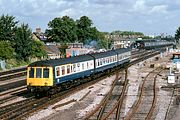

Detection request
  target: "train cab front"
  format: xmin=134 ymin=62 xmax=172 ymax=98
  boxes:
xmin=27 ymin=66 xmax=54 ymax=94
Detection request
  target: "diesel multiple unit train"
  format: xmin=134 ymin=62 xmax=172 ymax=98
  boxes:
xmin=27 ymin=48 xmax=131 ymax=95
xmin=132 ymin=39 xmax=174 ymax=50
xmin=27 ymin=39 xmax=174 ymax=95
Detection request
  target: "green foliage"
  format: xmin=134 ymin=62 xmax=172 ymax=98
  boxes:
xmin=58 ymin=44 xmax=68 ymax=58
xmin=14 ymin=24 xmax=33 ymax=61
xmin=0 ymin=14 xmax=18 ymax=42
xmin=175 ymin=27 xmax=180 ymax=44
xmin=0 ymin=66 xmax=2 ymax=71
xmin=46 ymin=15 xmax=101 ymax=44
xmin=0 ymin=41 xmax=14 ymax=60
xmin=46 ymin=16 xmax=77 ymax=43
xmin=111 ymin=30 xmax=144 ymax=36
xmin=76 ymin=16 xmax=93 ymax=43
xmin=31 ymin=40 xmax=47 ymax=59
xmin=0 ymin=14 xmax=47 ymax=64
xmin=5 ymin=59 xmax=29 ymax=69
xmin=142 ymin=36 xmax=153 ymax=39
xmin=76 ymin=16 xmax=100 ymax=43
xmin=97 ymin=39 xmax=108 ymax=49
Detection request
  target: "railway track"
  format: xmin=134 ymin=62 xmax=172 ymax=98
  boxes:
xmin=0 ymin=71 xmax=27 ymax=81
xmin=0 ymin=67 xmax=26 ymax=76
xmin=0 ymin=86 xmax=27 ymax=105
xmin=84 ymin=69 xmax=128 ymax=120
xmin=125 ymin=67 xmax=163 ymax=120
xmin=0 ymin=49 xmax=162 ymax=119
xmin=0 ymin=67 xmax=121 ymax=120
xmin=0 ymin=78 xmax=26 ymax=92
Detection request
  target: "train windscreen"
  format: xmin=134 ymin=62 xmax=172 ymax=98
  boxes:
xmin=43 ymin=68 xmax=49 ymax=78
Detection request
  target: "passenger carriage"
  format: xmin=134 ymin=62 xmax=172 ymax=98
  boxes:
xmin=27 ymin=48 xmax=131 ymax=95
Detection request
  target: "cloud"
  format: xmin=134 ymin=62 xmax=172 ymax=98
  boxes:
xmin=0 ymin=0 xmax=179 ymax=35
xmin=150 ymin=5 xmax=168 ymax=14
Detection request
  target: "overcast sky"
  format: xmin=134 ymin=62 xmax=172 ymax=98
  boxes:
xmin=0 ymin=0 xmax=180 ymax=35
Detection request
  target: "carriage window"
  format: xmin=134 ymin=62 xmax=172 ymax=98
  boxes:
xmin=77 ymin=63 xmax=80 ymax=71
xmin=71 ymin=65 xmax=73 ymax=72
xmin=43 ymin=68 xmax=49 ymax=78
xmin=82 ymin=63 xmax=84 ymax=70
xmin=100 ymin=60 xmax=102 ymax=65
xmin=73 ymin=64 xmax=76 ymax=72
xmin=90 ymin=62 xmax=93 ymax=67
xmin=36 ymin=68 xmax=42 ymax=78
xmin=103 ymin=58 xmax=105 ymax=64
xmin=29 ymin=68 xmax=34 ymax=78
xmin=110 ymin=57 xmax=112 ymax=62
xmin=67 ymin=65 xmax=70 ymax=74
xmin=56 ymin=67 xmax=60 ymax=76
xmin=61 ymin=66 xmax=65 ymax=75
xmin=87 ymin=62 xmax=89 ymax=68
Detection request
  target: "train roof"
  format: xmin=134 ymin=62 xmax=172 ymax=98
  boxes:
xmin=28 ymin=48 xmax=131 ymax=67
xmin=90 ymin=48 xmax=130 ymax=59
xmin=136 ymin=39 xmax=170 ymax=43
xmin=28 ymin=54 xmax=94 ymax=67
xmin=114 ymin=48 xmax=130 ymax=54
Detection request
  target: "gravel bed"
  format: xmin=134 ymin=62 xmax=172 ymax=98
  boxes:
xmin=27 ymin=75 xmax=116 ymax=120
xmin=27 ymin=52 xmax=179 ymax=120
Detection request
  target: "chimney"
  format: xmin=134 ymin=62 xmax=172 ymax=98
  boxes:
xmin=36 ymin=27 xmax=41 ymax=33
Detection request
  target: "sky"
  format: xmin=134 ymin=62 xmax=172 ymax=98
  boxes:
xmin=0 ymin=0 xmax=180 ymax=35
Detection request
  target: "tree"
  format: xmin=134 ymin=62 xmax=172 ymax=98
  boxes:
xmin=45 ymin=16 xmax=77 ymax=43
xmin=0 ymin=14 xmax=18 ymax=42
xmin=175 ymin=27 xmax=180 ymax=44
xmin=97 ymin=32 xmax=112 ymax=49
xmin=14 ymin=24 xmax=33 ymax=61
xmin=31 ymin=40 xmax=47 ymax=59
xmin=76 ymin=16 xmax=95 ymax=43
xmin=0 ymin=41 xmax=14 ymax=60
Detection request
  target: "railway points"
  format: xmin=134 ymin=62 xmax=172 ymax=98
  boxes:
xmin=0 ymin=47 xmax=179 ymax=120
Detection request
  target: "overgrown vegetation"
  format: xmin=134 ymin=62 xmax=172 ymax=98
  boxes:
xmin=175 ymin=27 xmax=180 ymax=44
xmin=111 ymin=30 xmax=144 ymax=36
xmin=0 ymin=14 xmax=46 ymax=69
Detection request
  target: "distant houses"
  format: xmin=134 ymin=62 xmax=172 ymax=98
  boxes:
xmin=32 ymin=28 xmax=93 ymax=59
xmin=105 ymin=33 xmax=144 ymax=49
xmin=32 ymin=27 xmax=47 ymax=42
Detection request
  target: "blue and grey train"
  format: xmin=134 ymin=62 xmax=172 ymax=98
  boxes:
xmin=27 ymin=48 xmax=131 ymax=94
xmin=133 ymin=39 xmax=174 ymax=50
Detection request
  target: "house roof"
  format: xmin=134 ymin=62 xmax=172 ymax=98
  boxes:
xmin=45 ymin=45 xmax=60 ymax=55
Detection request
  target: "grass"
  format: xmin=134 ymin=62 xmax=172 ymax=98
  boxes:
xmin=5 ymin=59 xmax=29 ymax=69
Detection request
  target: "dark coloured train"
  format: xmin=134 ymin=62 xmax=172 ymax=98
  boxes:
xmin=27 ymin=48 xmax=131 ymax=95
xmin=132 ymin=39 xmax=174 ymax=50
